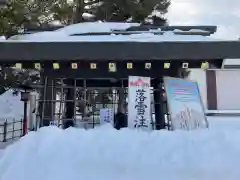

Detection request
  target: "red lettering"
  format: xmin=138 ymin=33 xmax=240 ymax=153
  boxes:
xmin=129 ymin=79 xmax=150 ymax=87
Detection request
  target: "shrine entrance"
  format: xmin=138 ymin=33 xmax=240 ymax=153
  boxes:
xmin=31 ymin=60 xmax=217 ymax=130
xmin=34 ymin=78 xmax=166 ymax=129
xmin=1 ymin=24 xmax=240 ymax=130
xmin=34 ymin=60 xmax=182 ymax=130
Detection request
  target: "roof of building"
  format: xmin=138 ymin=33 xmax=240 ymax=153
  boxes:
xmin=0 ymin=22 xmax=239 ymax=62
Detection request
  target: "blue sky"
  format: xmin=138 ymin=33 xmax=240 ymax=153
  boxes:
xmin=167 ymin=0 xmax=240 ymax=39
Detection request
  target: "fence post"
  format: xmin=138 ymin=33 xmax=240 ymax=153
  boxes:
xmin=3 ymin=121 xmax=7 ymax=142
xmin=12 ymin=118 xmax=15 ymax=139
xmin=21 ymin=119 xmax=24 ymax=136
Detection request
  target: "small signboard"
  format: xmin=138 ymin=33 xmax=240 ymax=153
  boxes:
xmin=163 ymin=77 xmax=208 ymax=130
xmin=100 ymin=108 xmax=114 ymax=125
xmin=49 ymin=119 xmax=58 ymax=126
xmin=128 ymin=76 xmax=152 ymax=130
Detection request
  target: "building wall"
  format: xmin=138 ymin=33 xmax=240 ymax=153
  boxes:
xmin=188 ymin=69 xmax=240 ymax=110
xmin=215 ymin=70 xmax=240 ymax=110
xmin=187 ymin=69 xmax=208 ymax=110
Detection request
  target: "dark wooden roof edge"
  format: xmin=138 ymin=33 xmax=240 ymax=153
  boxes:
xmin=126 ymin=25 xmax=217 ymax=34
xmin=223 ymin=65 xmax=240 ymax=69
xmin=0 ymin=41 xmax=240 ymax=61
xmin=70 ymin=30 xmax=212 ymax=36
xmin=3 ymin=40 xmax=239 ymax=43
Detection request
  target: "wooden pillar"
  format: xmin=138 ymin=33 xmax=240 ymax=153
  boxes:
xmin=65 ymin=79 xmax=75 ymax=119
xmin=38 ymin=75 xmax=56 ymax=126
xmin=153 ymin=78 xmax=165 ymax=130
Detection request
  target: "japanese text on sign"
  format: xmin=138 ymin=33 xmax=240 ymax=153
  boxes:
xmin=128 ymin=76 xmax=152 ymax=130
xmin=100 ymin=108 xmax=114 ymax=126
xmin=134 ymin=89 xmax=148 ymax=128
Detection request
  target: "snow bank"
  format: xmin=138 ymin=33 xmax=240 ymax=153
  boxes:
xmin=208 ymin=116 xmax=240 ymax=130
xmin=56 ymin=22 xmax=140 ymax=35
xmin=8 ymin=22 xmax=140 ymax=41
xmin=0 ymin=91 xmax=23 ymax=121
xmin=1 ymin=124 xmax=240 ymax=180
xmin=0 ymin=36 xmax=6 ymax=40
xmin=0 ymin=150 xmax=3 ymax=158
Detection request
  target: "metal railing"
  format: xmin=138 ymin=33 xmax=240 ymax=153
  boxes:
xmin=0 ymin=110 xmax=239 ymax=143
xmin=0 ymin=119 xmax=24 ymax=142
xmin=205 ymin=110 xmax=240 ymax=116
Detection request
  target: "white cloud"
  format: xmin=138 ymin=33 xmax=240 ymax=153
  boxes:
xmin=167 ymin=0 xmax=240 ymax=39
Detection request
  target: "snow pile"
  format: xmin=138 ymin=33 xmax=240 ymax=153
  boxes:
xmin=0 ymin=36 xmax=6 ymax=40
xmin=208 ymin=116 xmax=240 ymax=130
xmin=56 ymin=22 xmax=140 ymax=35
xmin=1 ymin=125 xmax=240 ymax=180
xmin=0 ymin=150 xmax=3 ymax=158
xmin=0 ymin=91 xmax=23 ymax=121
xmin=8 ymin=22 xmax=140 ymax=41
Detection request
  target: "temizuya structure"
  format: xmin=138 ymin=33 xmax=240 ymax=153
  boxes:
xmin=1 ymin=22 xmax=240 ymax=129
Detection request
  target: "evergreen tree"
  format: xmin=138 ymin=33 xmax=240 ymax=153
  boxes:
xmin=0 ymin=0 xmax=93 ymax=36
xmin=92 ymin=0 xmax=170 ymax=24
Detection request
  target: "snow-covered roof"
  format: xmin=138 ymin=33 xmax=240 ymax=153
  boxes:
xmin=7 ymin=32 xmax=221 ymax=42
xmin=7 ymin=22 xmax=222 ymax=42
xmin=56 ymin=22 xmax=140 ymax=35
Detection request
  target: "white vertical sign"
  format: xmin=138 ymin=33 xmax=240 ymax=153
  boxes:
xmin=128 ymin=76 xmax=151 ymax=130
xmin=100 ymin=108 xmax=114 ymax=125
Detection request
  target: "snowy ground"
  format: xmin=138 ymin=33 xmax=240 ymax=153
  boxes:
xmin=1 ymin=90 xmax=240 ymax=179
xmin=0 ymin=117 xmax=240 ymax=180
xmin=207 ymin=116 xmax=240 ymax=130
xmin=0 ymin=150 xmax=3 ymax=157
